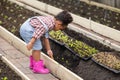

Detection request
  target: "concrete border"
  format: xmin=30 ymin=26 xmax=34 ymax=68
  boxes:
xmin=0 ymin=26 xmax=83 ymax=80
xmin=80 ymin=0 xmax=120 ymax=13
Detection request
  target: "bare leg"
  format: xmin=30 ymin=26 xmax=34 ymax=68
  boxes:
xmin=32 ymin=50 xmax=41 ymax=61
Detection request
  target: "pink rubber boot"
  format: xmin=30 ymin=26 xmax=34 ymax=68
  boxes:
xmin=32 ymin=60 xmax=50 ymax=74
xmin=40 ymin=60 xmax=45 ymax=67
xmin=29 ymin=56 xmax=33 ymax=69
xmin=29 ymin=56 xmax=46 ymax=69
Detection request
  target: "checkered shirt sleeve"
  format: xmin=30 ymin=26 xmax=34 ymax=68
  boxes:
xmin=29 ymin=18 xmax=46 ymax=39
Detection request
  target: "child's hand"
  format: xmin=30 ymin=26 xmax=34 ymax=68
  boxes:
xmin=47 ymin=50 xmax=54 ymax=59
xmin=26 ymin=42 xmax=33 ymax=51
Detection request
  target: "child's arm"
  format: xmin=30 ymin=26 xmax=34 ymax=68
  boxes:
xmin=27 ymin=37 xmax=36 ymax=51
xmin=43 ymin=38 xmax=54 ymax=59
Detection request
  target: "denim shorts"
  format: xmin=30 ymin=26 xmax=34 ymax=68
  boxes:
xmin=20 ymin=18 xmax=42 ymax=50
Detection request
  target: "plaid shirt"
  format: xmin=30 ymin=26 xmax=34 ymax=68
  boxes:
xmin=29 ymin=16 xmax=55 ymax=39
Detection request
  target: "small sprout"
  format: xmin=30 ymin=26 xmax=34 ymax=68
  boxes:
xmin=11 ymin=26 xmax=17 ymax=33
xmin=87 ymin=12 xmax=91 ymax=15
xmin=1 ymin=77 xmax=8 ymax=80
xmin=20 ymin=7 xmax=23 ymax=10
xmin=113 ymin=26 xmax=116 ymax=29
xmin=117 ymin=22 xmax=119 ymax=25
xmin=15 ymin=4 xmax=18 ymax=7
xmin=8 ymin=17 xmax=12 ymax=20
xmin=80 ymin=10 xmax=83 ymax=13
xmin=22 ymin=17 xmax=26 ymax=19
xmin=93 ymin=9 xmax=96 ymax=11
xmin=16 ymin=6 xmax=20 ymax=9
xmin=14 ymin=20 xmax=17 ymax=23
xmin=0 ymin=21 xmax=2 ymax=25
xmin=9 ymin=1 xmax=13 ymax=5
xmin=101 ymin=18 xmax=104 ymax=20
xmin=116 ymin=13 xmax=119 ymax=16
xmin=6 ymin=7 xmax=9 ymax=10
xmin=19 ymin=24 xmax=22 ymax=26
xmin=107 ymin=20 xmax=111 ymax=23
xmin=10 ymin=9 xmax=14 ymax=12
xmin=88 ymin=7 xmax=91 ymax=10
xmin=4 ymin=15 xmax=8 ymax=19
xmin=103 ymin=18 xmax=106 ymax=21
xmin=106 ymin=24 xmax=109 ymax=26
xmin=115 ymin=17 xmax=118 ymax=19
xmin=18 ymin=14 xmax=22 ymax=17
xmin=94 ymin=15 xmax=98 ymax=18
xmin=66 ymin=60 xmax=68 ymax=64
xmin=1 ymin=13 xmax=4 ymax=16
xmin=3 ymin=0 xmax=6 ymax=2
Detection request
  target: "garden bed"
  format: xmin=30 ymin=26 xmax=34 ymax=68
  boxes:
xmin=0 ymin=57 xmax=22 ymax=80
xmin=1 ymin=0 xmax=120 ymax=80
xmin=49 ymin=30 xmax=99 ymax=60
xmin=38 ymin=0 xmax=120 ymax=31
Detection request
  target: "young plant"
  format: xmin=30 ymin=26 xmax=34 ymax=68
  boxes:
xmin=49 ymin=30 xmax=98 ymax=58
xmin=1 ymin=77 xmax=8 ymax=80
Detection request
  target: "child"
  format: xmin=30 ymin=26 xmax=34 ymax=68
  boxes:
xmin=20 ymin=10 xmax=73 ymax=74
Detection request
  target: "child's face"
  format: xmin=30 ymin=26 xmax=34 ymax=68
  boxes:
xmin=53 ymin=20 xmax=66 ymax=31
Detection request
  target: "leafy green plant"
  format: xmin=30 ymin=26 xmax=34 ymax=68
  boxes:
xmin=49 ymin=30 xmax=98 ymax=58
xmin=4 ymin=15 xmax=8 ymax=19
xmin=0 ymin=21 xmax=3 ymax=25
xmin=10 ymin=26 xmax=17 ymax=34
xmin=1 ymin=77 xmax=8 ymax=80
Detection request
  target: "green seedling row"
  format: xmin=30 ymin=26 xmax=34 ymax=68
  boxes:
xmin=49 ymin=30 xmax=98 ymax=58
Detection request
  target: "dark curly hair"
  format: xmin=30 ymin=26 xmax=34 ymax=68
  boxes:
xmin=55 ymin=10 xmax=73 ymax=26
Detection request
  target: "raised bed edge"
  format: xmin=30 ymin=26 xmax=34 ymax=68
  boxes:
xmin=0 ymin=26 xmax=83 ymax=80
xmin=80 ymin=0 xmax=120 ymax=13
xmin=0 ymin=54 xmax=30 ymax=80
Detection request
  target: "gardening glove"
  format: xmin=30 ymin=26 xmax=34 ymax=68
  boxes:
xmin=47 ymin=50 xmax=54 ymax=59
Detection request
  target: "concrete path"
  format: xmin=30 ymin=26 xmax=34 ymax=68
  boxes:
xmin=0 ymin=36 xmax=59 ymax=80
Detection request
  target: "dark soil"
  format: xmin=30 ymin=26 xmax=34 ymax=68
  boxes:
xmin=0 ymin=0 xmax=120 ymax=80
xmin=0 ymin=58 xmax=22 ymax=80
xmin=0 ymin=0 xmax=39 ymax=37
xmin=38 ymin=0 xmax=120 ymax=31
xmin=47 ymin=32 xmax=120 ymax=80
